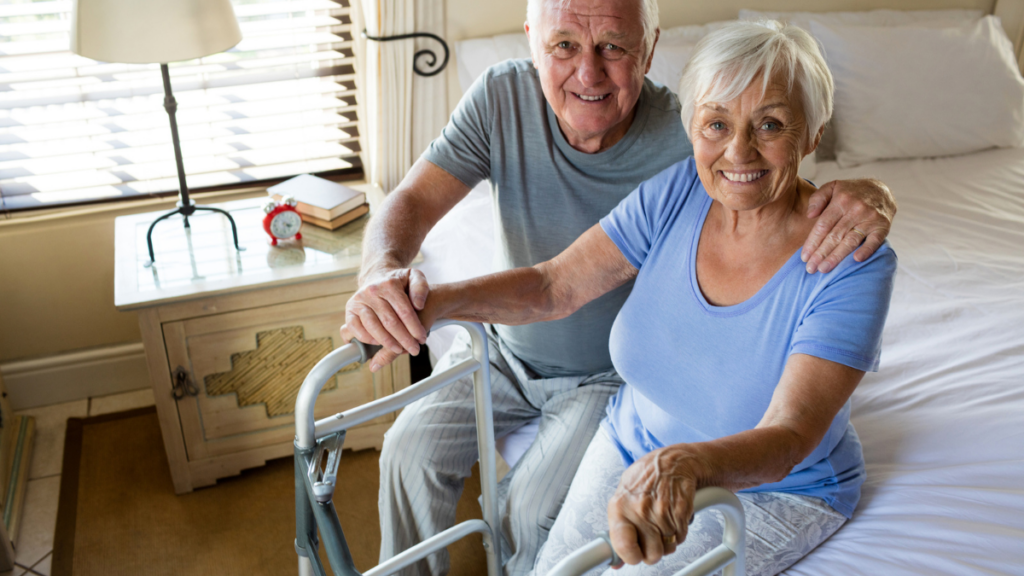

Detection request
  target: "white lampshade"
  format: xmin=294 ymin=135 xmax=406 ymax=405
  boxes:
xmin=70 ymin=0 xmax=242 ymax=64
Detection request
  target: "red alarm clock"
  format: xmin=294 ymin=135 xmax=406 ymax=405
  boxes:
xmin=263 ymin=196 xmax=303 ymax=245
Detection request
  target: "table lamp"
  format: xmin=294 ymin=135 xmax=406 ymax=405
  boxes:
xmin=70 ymin=0 xmax=246 ymax=265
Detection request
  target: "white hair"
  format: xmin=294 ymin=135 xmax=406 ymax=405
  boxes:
xmin=678 ymin=20 xmax=834 ymax=142
xmin=526 ymin=0 xmax=660 ymax=58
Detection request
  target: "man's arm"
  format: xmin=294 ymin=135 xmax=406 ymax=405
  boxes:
xmin=346 ymin=158 xmax=471 ymax=359
xmin=802 ymin=178 xmax=897 ymax=273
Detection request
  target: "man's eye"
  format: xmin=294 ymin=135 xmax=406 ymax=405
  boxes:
xmin=603 ymin=43 xmax=620 ymax=51
xmin=557 ymin=41 xmax=573 ymax=50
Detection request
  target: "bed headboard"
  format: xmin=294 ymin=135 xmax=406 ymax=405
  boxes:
xmin=445 ymin=0 xmax=1024 ymax=71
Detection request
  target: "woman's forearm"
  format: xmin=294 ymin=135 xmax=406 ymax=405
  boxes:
xmin=424 ymin=265 xmax=570 ymax=327
xmin=679 ymin=426 xmax=811 ymax=493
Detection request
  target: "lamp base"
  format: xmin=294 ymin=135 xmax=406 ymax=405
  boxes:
xmin=143 ymin=199 xmax=246 ymax=267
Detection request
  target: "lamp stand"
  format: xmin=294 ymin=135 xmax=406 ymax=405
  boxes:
xmin=144 ymin=63 xmax=245 ymax=266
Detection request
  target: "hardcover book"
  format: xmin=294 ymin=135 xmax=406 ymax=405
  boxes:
xmin=268 ymin=174 xmax=366 ymax=221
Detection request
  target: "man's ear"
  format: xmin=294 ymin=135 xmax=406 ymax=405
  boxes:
xmin=525 ymin=21 xmax=539 ymax=68
xmin=644 ymin=29 xmax=660 ymax=74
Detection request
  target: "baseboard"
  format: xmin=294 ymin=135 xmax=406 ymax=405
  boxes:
xmin=0 ymin=344 xmax=149 ymax=410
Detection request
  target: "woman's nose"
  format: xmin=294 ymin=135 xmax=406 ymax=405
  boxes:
xmin=725 ymin=130 xmax=758 ymax=163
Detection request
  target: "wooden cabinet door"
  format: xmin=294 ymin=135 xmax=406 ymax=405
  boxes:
xmin=163 ymin=293 xmax=401 ymax=471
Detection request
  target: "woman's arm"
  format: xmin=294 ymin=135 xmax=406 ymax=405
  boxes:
xmin=341 ymin=223 xmax=638 ymax=370
xmin=607 ymin=354 xmax=865 ymax=566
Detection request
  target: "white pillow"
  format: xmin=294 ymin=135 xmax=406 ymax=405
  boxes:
xmin=738 ymin=8 xmax=983 ymax=31
xmin=455 ymin=33 xmax=531 ymax=94
xmin=454 ymin=23 xmax=736 ymax=95
xmin=812 ymin=16 xmax=1024 ymax=167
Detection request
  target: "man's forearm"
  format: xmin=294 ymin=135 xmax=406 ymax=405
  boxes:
xmin=357 ymin=159 xmax=472 ymax=286
xmin=359 ymin=190 xmax=433 ymax=284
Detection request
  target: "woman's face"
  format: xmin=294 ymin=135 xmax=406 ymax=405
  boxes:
xmin=691 ymin=74 xmax=818 ymax=212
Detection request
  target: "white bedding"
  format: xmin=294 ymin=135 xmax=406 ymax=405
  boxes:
xmin=415 ymin=146 xmax=1024 ymax=573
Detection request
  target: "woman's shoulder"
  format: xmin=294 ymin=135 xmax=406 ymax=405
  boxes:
xmin=823 ymin=240 xmax=898 ymax=287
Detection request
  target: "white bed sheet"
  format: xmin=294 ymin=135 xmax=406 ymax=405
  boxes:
xmin=414 ymin=147 xmax=1024 ymax=574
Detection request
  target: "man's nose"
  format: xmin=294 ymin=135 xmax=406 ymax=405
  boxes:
xmin=576 ymin=49 xmax=606 ymax=87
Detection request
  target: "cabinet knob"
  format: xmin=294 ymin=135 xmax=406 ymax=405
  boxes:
xmin=172 ymin=366 xmax=200 ymax=399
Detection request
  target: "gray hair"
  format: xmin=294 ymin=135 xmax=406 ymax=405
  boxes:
xmin=679 ymin=20 xmax=833 ymax=142
xmin=526 ymin=0 xmax=660 ymax=58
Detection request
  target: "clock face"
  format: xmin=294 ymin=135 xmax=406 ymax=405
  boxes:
xmin=270 ymin=210 xmax=302 ymax=239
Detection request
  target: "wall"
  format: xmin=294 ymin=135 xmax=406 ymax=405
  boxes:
xmin=0 ymin=188 xmax=264 ymax=363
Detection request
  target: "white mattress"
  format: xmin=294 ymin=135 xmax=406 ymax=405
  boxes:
xmin=415 ymin=147 xmax=1024 ymax=574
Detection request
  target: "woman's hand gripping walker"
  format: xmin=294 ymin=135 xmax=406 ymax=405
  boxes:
xmin=293 ymin=320 xmax=746 ymax=576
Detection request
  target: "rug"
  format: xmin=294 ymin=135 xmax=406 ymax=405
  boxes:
xmin=52 ymin=407 xmax=488 ymax=575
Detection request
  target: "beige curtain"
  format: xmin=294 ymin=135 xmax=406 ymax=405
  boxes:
xmin=354 ymin=0 xmax=447 ymax=194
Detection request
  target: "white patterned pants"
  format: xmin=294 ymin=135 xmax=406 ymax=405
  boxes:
xmin=378 ymin=329 xmax=624 ymax=576
xmin=532 ymin=429 xmax=848 ymax=576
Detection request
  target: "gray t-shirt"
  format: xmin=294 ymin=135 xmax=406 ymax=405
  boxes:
xmin=423 ymin=59 xmax=692 ymax=377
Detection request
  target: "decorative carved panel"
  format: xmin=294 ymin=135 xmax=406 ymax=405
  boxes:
xmin=204 ymin=326 xmax=359 ymax=417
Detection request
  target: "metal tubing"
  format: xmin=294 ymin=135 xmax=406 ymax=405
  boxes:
xmin=295 ymin=341 xmax=366 ymax=449
xmin=294 ymin=321 xmax=503 ymax=576
xmin=463 ymin=322 xmax=502 ymax=574
xmin=546 ymin=487 xmax=746 ymax=576
xmin=362 ymin=520 xmax=492 ymax=576
xmin=312 ymin=357 xmax=480 ymax=440
xmin=546 ymin=537 xmax=615 ymax=576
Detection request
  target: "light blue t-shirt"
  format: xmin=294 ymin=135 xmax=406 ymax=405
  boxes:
xmin=598 ymin=158 xmax=897 ymax=518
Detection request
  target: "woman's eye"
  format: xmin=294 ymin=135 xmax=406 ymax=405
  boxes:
xmin=710 ymin=121 xmax=725 ymax=130
xmin=761 ymin=121 xmax=779 ymax=131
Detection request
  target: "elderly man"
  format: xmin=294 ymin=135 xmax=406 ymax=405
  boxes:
xmin=343 ymin=0 xmax=896 ymax=575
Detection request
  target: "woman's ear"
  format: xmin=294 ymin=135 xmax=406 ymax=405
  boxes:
xmin=806 ymin=123 xmax=825 ymax=155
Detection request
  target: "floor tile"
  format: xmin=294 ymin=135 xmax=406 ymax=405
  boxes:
xmin=14 ymin=401 xmax=88 ymax=479
xmin=27 ymin=552 xmax=50 ymax=576
xmin=12 ymin=476 xmax=59 ymax=572
xmin=88 ymin=388 xmax=154 ymax=417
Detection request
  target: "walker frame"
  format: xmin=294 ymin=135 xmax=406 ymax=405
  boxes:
xmin=294 ymin=320 xmax=745 ymax=576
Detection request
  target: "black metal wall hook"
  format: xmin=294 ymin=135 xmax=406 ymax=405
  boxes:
xmin=362 ymin=29 xmax=450 ymax=77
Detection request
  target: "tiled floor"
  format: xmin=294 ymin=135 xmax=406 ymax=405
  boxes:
xmin=10 ymin=388 xmax=155 ymax=576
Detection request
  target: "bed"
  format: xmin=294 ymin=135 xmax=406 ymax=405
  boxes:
xmin=412 ymin=5 xmax=1024 ymax=575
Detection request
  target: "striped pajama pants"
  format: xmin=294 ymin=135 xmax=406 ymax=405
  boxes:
xmin=378 ymin=328 xmax=624 ymax=576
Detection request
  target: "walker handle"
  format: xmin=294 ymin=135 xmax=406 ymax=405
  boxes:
xmin=545 ymin=487 xmax=746 ymax=576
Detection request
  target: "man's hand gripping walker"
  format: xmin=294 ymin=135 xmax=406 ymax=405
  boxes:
xmin=294 ymin=320 xmax=746 ymax=576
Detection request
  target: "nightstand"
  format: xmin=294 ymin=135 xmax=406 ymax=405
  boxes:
xmin=114 ymin=186 xmax=409 ymax=494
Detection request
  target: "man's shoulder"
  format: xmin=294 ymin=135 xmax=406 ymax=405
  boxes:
xmin=640 ymin=78 xmax=682 ymax=115
xmin=479 ymin=58 xmax=539 ymax=90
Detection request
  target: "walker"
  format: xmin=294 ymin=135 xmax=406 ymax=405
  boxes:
xmin=294 ymin=320 xmax=746 ymax=576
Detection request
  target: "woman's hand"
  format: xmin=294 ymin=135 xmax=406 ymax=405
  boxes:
xmin=607 ymin=445 xmax=713 ymax=566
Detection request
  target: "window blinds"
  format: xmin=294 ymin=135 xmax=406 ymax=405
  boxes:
xmin=0 ymin=0 xmax=360 ymax=211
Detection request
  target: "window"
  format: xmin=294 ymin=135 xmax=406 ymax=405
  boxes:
xmin=0 ymin=0 xmax=361 ymax=212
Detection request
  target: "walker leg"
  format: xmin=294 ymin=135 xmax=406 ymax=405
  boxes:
xmin=299 ymin=557 xmax=315 ymax=576
xmin=470 ymin=328 xmax=502 ymax=575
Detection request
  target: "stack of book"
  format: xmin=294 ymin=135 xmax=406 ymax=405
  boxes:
xmin=268 ymin=174 xmax=368 ymax=230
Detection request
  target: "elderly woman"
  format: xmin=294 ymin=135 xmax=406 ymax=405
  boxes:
xmin=360 ymin=20 xmax=896 ymax=576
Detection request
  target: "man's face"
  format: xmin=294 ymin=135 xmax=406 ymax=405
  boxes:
xmin=526 ymin=0 xmax=655 ymax=153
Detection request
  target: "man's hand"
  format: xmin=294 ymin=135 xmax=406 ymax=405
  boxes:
xmin=802 ymin=178 xmax=897 ymax=274
xmin=344 ymin=268 xmax=429 ymax=366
